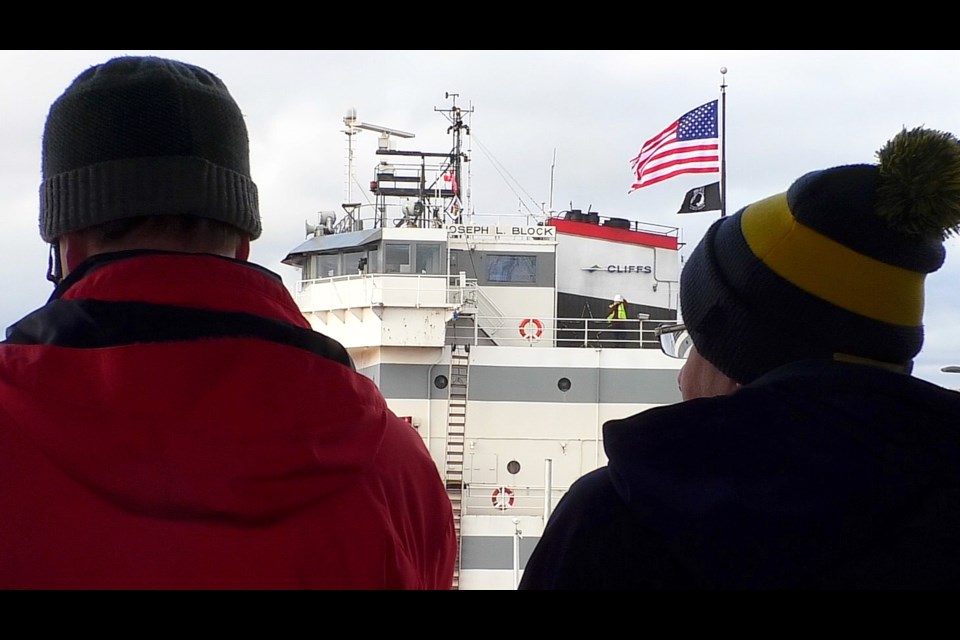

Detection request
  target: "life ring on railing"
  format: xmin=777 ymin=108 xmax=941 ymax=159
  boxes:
xmin=518 ymin=318 xmax=544 ymax=340
xmin=491 ymin=486 xmax=515 ymax=510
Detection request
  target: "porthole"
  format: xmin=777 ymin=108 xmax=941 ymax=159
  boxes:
xmin=434 ymin=375 xmax=449 ymax=389
xmin=558 ymin=377 xmax=571 ymax=392
xmin=507 ymin=460 xmax=521 ymax=475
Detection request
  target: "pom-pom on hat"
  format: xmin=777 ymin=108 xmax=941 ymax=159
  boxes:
xmin=680 ymin=127 xmax=960 ymax=384
xmin=39 ymin=56 xmax=261 ymax=242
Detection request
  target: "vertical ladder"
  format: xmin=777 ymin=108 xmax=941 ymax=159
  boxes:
xmin=444 ymin=344 xmax=470 ymax=589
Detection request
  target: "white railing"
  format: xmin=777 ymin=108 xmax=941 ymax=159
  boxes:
xmin=317 ymin=204 xmax=554 ymax=233
xmin=297 ymin=273 xmax=455 ymax=311
xmin=451 ymin=314 xmax=671 ymax=349
xmin=463 ymin=482 xmax=567 ymax=517
xmin=296 ymin=274 xmax=675 ymax=349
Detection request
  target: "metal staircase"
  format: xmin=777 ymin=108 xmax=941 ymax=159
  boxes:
xmin=462 ymin=282 xmax=506 ymax=343
xmin=444 ymin=344 xmax=470 ymax=589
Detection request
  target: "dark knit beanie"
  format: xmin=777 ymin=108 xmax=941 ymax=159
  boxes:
xmin=40 ymin=56 xmax=260 ymax=242
xmin=681 ymin=127 xmax=960 ymax=384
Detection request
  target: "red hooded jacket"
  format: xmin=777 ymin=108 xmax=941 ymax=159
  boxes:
xmin=0 ymin=252 xmax=456 ymax=589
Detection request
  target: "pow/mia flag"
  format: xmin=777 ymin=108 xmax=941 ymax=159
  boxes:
xmin=677 ymin=181 xmax=721 ymax=214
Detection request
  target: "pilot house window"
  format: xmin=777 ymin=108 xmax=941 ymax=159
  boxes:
xmin=415 ymin=243 xmax=443 ymax=275
xmin=487 ymin=255 xmax=537 ymax=283
xmin=308 ymin=254 xmax=340 ymax=279
xmin=385 ymin=244 xmax=411 ymax=274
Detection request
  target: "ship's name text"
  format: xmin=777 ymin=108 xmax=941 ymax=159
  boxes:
xmin=447 ymin=225 xmax=557 ymax=238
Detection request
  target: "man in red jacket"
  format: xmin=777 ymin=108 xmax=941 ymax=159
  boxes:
xmin=0 ymin=55 xmax=456 ymax=589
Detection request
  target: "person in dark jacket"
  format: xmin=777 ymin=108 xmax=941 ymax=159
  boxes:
xmin=0 ymin=56 xmax=457 ymax=589
xmin=519 ymin=126 xmax=960 ymax=590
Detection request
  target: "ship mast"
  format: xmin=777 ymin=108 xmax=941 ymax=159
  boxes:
xmin=436 ymin=93 xmax=472 ymax=223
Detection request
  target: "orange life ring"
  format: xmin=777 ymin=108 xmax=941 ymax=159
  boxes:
xmin=491 ymin=486 xmax=515 ymax=510
xmin=518 ymin=318 xmax=544 ymax=340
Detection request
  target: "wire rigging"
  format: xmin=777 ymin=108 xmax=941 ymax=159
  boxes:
xmin=470 ymin=133 xmax=543 ymax=216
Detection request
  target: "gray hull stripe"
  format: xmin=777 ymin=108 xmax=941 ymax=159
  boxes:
xmin=460 ymin=535 xmax=541 ymax=571
xmin=360 ymin=362 xmax=681 ymax=405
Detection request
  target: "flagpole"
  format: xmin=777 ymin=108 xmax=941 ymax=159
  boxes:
xmin=720 ymin=66 xmax=728 ymax=218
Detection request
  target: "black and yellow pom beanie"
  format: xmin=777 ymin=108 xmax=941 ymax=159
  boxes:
xmin=680 ymin=127 xmax=960 ymax=384
xmin=40 ymin=56 xmax=261 ymax=242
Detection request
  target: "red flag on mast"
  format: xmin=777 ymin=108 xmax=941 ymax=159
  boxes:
xmin=442 ymin=170 xmax=459 ymax=195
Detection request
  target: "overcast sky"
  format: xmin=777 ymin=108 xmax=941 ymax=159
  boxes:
xmin=3 ymin=50 xmax=960 ymax=388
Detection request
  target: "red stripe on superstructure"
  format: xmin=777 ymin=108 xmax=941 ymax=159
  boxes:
xmin=547 ymin=218 xmax=678 ymax=250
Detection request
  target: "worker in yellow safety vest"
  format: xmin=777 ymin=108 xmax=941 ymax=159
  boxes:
xmin=606 ymin=294 xmax=628 ymax=347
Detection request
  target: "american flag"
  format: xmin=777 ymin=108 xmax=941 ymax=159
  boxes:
xmin=629 ymin=100 xmax=719 ymax=192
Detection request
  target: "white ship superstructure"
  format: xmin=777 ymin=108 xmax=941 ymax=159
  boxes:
xmin=282 ymin=98 xmax=685 ymax=589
